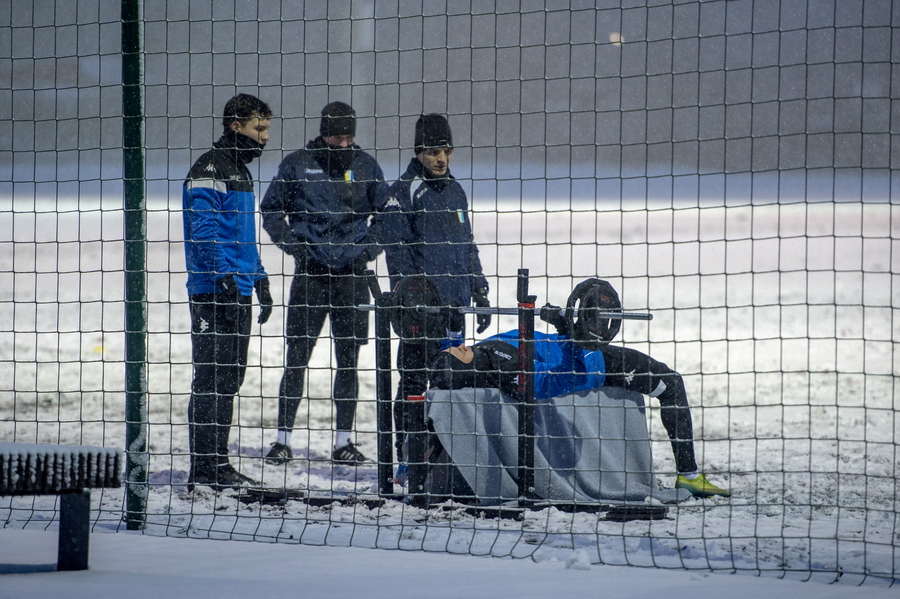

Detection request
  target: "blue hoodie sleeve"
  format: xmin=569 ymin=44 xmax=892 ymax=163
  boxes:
xmin=533 ymin=337 xmax=590 ymax=399
xmin=185 ymin=182 xmax=230 ymax=279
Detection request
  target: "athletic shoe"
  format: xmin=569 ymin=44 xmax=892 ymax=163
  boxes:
xmin=394 ymin=463 xmax=409 ymax=486
xmin=332 ymin=442 xmax=370 ymax=465
xmin=217 ymin=463 xmax=259 ymax=487
xmin=265 ymin=442 xmax=293 ymax=465
xmin=675 ymin=473 xmax=731 ymax=498
xmin=187 ymin=463 xmax=258 ymax=491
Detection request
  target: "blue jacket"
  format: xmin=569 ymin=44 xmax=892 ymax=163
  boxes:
xmin=182 ymin=133 xmax=267 ymax=296
xmin=260 ymin=138 xmax=387 ymax=272
xmin=486 ymin=331 xmax=606 ymax=400
xmin=381 ymin=158 xmax=488 ymax=306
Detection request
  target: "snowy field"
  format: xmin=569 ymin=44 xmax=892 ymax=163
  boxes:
xmin=0 ymin=198 xmax=898 ymax=587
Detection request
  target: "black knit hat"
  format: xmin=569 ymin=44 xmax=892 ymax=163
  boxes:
xmin=414 ymin=113 xmax=453 ymax=153
xmin=320 ymin=101 xmax=356 ymax=137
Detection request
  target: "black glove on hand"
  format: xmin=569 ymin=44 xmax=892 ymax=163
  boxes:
xmin=540 ymin=303 xmax=569 ymax=336
xmin=255 ymin=278 xmax=273 ymax=324
xmin=286 ymin=241 xmax=308 ymax=264
xmin=473 ymin=286 xmax=492 ymax=334
xmin=216 ymin=274 xmax=239 ymax=302
xmin=352 ymin=254 xmax=369 ymax=275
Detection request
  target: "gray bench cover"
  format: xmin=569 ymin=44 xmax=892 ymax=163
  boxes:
xmin=426 ymin=387 xmax=691 ymax=505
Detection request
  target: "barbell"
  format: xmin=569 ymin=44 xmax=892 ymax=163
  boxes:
xmin=360 ymin=275 xmax=651 ymax=351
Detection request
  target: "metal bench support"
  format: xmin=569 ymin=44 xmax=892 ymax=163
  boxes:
xmin=58 ymin=489 xmax=91 ymax=571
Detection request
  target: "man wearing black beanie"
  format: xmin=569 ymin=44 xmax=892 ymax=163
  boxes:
xmin=261 ymin=101 xmax=387 ymax=466
xmin=381 ymin=114 xmax=492 ymax=483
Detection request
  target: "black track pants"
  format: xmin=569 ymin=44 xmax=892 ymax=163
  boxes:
xmin=599 ymin=344 xmax=699 ymax=474
xmin=277 ymin=272 xmax=369 ymax=432
xmin=188 ymin=293 xmax=252 ymax=475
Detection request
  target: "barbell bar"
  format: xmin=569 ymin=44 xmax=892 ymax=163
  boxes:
xmin=357 ymin=304 xmax=652 ymax=320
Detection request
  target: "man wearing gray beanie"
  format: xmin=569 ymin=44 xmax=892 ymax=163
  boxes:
xmin=261 ymin=101 xmax=387 ymax=466
xmin=381 ymin=113 xmax=492 ymax=484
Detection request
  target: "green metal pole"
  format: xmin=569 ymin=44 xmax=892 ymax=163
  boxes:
xmin=122 ymin=0 xmax=148 ymax=530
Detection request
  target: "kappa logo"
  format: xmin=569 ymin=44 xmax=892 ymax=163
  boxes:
xmin=385 ymin=196 xmax=401 ymax=209
xmin=415 ymin=185 xmax=427 ymax=199
xmin=199 ymin=317 xmax=210 ymax=333
xmin=204 ymin=163 xmax=216 ymax=172
xmin=492 ymin=349 xmax=512 ymax=361
xmin=624 ymin=370 xmax=635 ymax=384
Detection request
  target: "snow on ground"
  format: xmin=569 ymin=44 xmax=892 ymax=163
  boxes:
xmin=0 ymin=199 xmax=898 ymax=585
xmin=1 ymin=527 xmax=898 ymax=599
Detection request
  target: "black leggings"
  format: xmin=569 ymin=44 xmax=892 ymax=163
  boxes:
xmin=393 ymin=339 xmax=442 ymax=461
xmin=188 ymin=293 xmax=252 ymax=474
xmin=277 ymin=272 xmax=369 ymax=432
xmin=599 ymin=345 xmax=698 ymax=474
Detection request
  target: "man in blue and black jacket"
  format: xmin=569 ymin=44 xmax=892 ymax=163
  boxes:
xmin=182 ymin=93 xmax=274 ymax=490
xmin=261 ymin=102 xmax=387 ymax=465
xmin=381 ymin=114 xmax=492 ymax=474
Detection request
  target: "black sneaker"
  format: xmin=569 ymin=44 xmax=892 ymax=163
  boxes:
xmin=265 ymin=442 xmax=293 ymax=465
xmin=187 ymin=463 xmax=258 ymax=491
xmin=332 ymin=442 xmax=370 ymax=465
xmin=217 ymin=463 xmax=259 ymax=487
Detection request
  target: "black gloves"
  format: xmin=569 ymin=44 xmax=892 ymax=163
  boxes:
xmin=352 ymin=254 xmax=370 ymax=275
xmin=473 ymin=286 xmax=491 ymax=334
xmin=255 ymin=278 xmax=273 ymax=324
xmin=216 ymin=274 xmax=239 ymax=302
xmin=285 ymin=241 xmax=308 ymax=263
xmin=540 ymin=303 xmax=569 ymax=336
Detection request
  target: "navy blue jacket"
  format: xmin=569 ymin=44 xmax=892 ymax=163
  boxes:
xmin=182 ymin=132 xmax=267 ymax=296
xmin=261 ymin=138 xmax=387 ymax=272
xmin=381 ymin=158 xmax=488 ymax=306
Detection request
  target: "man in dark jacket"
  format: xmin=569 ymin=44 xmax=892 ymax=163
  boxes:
xmin=381 ymin=114 xmax=492 ymax=475
xmin=261 ymin=102 xmax=387 ymax=465
xmin=182 ymin=93 xmax=274 ymax=490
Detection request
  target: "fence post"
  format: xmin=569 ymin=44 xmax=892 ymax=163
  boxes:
xmin=373 ymin=285 xmax=395 ymax=497
xmin=516 ymin=269 xmax=536 ymax=505
xmin=122 ymin=0 xmax=148 ymax=530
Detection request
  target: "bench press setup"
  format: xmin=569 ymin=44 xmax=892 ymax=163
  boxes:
xmin=364 ymin=268 xmax=654 ymax=513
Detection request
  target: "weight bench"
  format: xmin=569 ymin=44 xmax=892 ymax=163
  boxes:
xmin=0 ymin=442 xmax=123 ymax=571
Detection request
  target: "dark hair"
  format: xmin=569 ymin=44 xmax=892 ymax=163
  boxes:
xmin=222 ymin=94 xmax=273 ymax=130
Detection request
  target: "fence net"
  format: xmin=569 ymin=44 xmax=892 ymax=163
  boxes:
xmin=1 ymin=0 xmax=898 ymax=584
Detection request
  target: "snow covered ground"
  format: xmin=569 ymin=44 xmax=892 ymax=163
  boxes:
xmin=1 ymin=526 xmax=898 ymax=599
xmin=1 ymin=198 xmax=897 ymax=587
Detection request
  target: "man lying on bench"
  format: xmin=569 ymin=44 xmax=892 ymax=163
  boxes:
xmin=429 ymin=289 xmax=730 ymax=499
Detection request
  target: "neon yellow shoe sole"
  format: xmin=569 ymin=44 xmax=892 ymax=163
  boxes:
xmin=676 ymin=474 xmax=731 ymax=497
